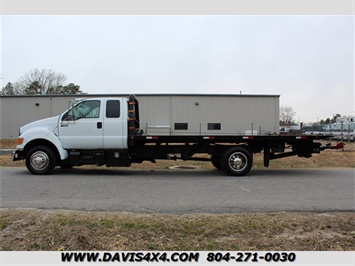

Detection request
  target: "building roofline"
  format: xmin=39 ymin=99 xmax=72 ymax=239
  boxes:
xmin=0 ymin=93 xmax=280 ymax=98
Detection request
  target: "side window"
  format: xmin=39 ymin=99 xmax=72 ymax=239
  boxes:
xmin=208 ymin=123 xmax=221 ymax=130
xmin=62 ymin=100 xmax=101 ymax=121
xmin=106 ymin=100 xmax=120 ymax=118
xmin=175 ymin=123 xmax=188 ymax=130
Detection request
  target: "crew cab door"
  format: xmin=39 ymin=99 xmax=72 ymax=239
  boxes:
xmin=59 ymin=99 xmax=104 ymax=149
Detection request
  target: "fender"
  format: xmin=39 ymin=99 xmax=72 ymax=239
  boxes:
xmin=19 ymin=127 xmax=68 ymax=160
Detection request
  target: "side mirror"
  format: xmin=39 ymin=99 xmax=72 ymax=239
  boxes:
xmin=61 ymin=101 xmax=76 ymax=126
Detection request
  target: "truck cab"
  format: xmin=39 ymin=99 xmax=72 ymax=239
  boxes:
xmin=13 ymin=97 xmax=137 ymax=174
xmin=59 ymin=98 xmax=128 ymax=149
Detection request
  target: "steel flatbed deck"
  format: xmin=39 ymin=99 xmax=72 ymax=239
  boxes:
xmin=130 ymin=134 xmax=331 ymax=143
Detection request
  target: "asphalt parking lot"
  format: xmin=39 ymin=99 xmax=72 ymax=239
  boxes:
xmin=1 ymin=167 xmax=354 ymax=213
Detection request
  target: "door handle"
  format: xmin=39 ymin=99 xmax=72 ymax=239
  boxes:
xmin=97 ymin=122 xmax=102 ymax=129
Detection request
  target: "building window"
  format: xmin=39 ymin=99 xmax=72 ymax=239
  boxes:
xmin=175 ymin=123 xmax=188 ymax=130
xmin=106 ymin=100 xmax=120 ymax=118
xmin=208 ymin=123 xmax=221 ymax=130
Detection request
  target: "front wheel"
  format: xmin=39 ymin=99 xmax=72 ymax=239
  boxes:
xmin=220 ymin=146 xmax=253 ymax=176
xmin=26 ymin=146 xmax=56 ymax=175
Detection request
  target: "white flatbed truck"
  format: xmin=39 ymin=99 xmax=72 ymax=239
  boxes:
xmin=13 ymin=95 xmax=342 ymax=176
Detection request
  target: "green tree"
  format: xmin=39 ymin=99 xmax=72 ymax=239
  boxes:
xmin=24 ymin=81 xmax=42 ymax=95
xmin=0 ymin=82 xmax=19 ymax=95
xmin=60 ymin=83 xmax=84 ymax=95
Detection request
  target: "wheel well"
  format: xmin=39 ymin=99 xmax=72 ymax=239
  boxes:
xmin=211 ymin=144 xmax=252 ymax=156
xmin=24 ymin=139 xmax=60 ymax=164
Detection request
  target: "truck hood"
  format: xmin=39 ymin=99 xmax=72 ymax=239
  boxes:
xmin=20 ymin=115 xmax=60 ymax=135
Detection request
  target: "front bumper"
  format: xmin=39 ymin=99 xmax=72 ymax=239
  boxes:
xmin=13 ymin=150 xmax=25 ymax=161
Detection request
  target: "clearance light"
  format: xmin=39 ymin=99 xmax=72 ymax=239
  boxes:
xmin=146 ymin=136 xmax=158 ymax=140
xmin=17 ymin=138 xmax=24 ymax=145
xmin=203 ymin=136 xmax=215 ymax=140
xmin=296 ymin=136 xmax=307 ymax=139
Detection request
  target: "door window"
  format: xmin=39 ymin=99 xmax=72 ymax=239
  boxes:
xmin=106 ymin=100 xmax=120 ymax=118
xmin=62 ymin=100 xmax=101 ymax=121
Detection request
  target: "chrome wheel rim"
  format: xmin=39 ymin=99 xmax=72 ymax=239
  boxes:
xmin=30 ymin=151 xmax=49 ymax=171
xmin=228 ymin=152 xmax=248 ymax=172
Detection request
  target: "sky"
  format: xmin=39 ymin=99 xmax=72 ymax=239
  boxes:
xmin=2 ymin=15 xmax=354 ymax=123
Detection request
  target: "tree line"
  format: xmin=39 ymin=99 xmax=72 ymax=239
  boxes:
xmin=318 ymin=114 xmax=342 ymax=125
xmin=280 ymin=105 xmax=343 ymax=126
xmin=1 ymin=69 xmax=86 ymax=95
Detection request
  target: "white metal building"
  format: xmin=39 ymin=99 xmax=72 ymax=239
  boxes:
xmin=0 ymin=94 xmax=280 ymax=139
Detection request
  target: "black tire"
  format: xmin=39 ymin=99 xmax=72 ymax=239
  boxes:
xmin=26 ymin=146 xmax=56 ymax=175
xmin=220 ymin=146 xmax=253 ymax=176
xmin=211 ymin=155 xmax=222 ymax=170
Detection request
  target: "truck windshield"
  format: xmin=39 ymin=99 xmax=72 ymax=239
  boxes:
xmin=62 ymin=100 xmax=101 ymax=121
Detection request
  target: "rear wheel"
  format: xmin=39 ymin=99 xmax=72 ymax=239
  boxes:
xmin=26 ymin=146 xmax=56 ymax=175
xmin=220 ymin=146 xmax=253 ymax=176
